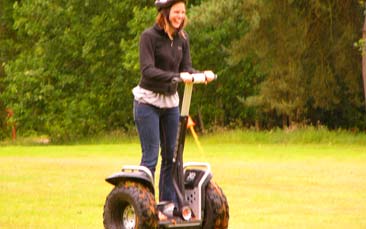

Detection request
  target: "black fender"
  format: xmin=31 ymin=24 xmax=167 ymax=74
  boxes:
xmin=105 ymin=165 xmax=155 ymax=194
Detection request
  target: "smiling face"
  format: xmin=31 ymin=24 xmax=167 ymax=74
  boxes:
xmin=169 ymin=2 xmax=186 ymax=29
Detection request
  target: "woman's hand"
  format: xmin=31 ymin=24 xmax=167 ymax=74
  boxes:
xmin=180 ymin=72 xmax=193 ymax=83
xmin=180 ymin=71 xmax=216 ymax=84
xmin=204 ymin=70 xmax=215 ymax=83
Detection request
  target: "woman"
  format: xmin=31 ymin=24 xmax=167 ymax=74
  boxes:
xmin=132 ymin=0 xmax=214 ymax=210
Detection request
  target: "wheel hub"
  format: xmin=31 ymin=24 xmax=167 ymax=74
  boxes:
xmin=122 ymin=204 xmax=136 ymax=229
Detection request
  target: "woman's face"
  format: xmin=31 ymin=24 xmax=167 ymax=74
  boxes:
xmin=169 ymin=2 xmax=186 ymax=29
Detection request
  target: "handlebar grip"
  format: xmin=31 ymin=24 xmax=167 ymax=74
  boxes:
xmin=172 ymin=73 xmax=217 ymax=84
xmin=191 ymin=73 xmax=217 ymax=83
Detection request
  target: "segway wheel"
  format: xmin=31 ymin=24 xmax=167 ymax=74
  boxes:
xmin=103 ymin=181 xmax=158 ymax=229
xmin=202 ymin=180 xmax=229 ymax=229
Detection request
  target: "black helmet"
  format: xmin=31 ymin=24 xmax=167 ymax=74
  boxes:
xmin=155 ymin=0 xmax=187 ymax=11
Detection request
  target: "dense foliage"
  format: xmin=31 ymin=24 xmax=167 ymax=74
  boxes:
xmin=0 ymin=0 xmax=365 ymax=142
xmin=1 ymin=0 xmax=155 ymax=141
xmin=188 ymin=0 xmax=365 ymax=129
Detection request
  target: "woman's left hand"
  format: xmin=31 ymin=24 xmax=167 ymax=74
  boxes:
xmin=204 ymin=70 xmax=215 ymax=83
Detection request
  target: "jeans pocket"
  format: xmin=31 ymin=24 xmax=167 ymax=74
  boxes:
xmin=133 ymin=101 xmax=155 ymax=121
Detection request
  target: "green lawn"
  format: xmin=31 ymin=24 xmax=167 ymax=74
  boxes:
xmin=1 ymin=138 xmax=366 ymax=228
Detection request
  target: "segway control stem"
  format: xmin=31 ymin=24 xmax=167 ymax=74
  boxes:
xmin=172 ymin=73 xmax=217 ymax=220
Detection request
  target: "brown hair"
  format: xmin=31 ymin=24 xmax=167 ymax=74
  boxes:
xmin=155 ymin=8 xmax=188 ymax=40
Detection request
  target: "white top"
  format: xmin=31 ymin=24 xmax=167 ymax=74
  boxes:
xmin=132 ymin=86 xmax=179 ymax=108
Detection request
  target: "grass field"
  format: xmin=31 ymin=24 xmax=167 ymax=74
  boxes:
xmin=1 ymin=132 xmax=366 ymax=228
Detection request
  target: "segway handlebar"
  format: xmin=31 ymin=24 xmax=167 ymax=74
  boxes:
xmin=172 ymin=72 xmax=217 ymax=84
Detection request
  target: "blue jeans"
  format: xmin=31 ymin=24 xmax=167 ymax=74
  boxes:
xmin=133 ymin=101 xmax=179 ymax=204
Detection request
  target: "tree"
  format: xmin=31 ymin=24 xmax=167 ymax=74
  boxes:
xmin=188 ymin=0 xmax=262 ymax=128
xmin=1 ymin=0 xmax=154 ymax=141
xmin=0 ymin=0 xmax=18 ymax=140
xmin=301 ymin=0 xmax=364 ymax=128
xmin=1 ymin=0 xmax=365 ymax=141
xmin=229 ymin=0 xmax=365 ymax=129
xmin=228 ymin=1 xmax=310 ymax=128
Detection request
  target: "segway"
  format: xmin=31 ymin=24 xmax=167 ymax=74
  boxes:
xmin=103 ymin=73 xmax=229 ymax=228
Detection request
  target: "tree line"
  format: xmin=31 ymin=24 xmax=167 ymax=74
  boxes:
xmin=0 ymin=0 xmax=365 ymax=142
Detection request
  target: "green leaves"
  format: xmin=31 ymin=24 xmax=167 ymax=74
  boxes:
xmin=0 ymin=0 xmax=365 ymax=141
xmin=1 ymin=1 xmax=153 ymax=141
xmin=120 ymin=6 xmax=155 ymax=73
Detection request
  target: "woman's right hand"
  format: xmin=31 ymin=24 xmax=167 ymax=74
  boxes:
xmin=180 ymin=72 xmax=193 ymax=83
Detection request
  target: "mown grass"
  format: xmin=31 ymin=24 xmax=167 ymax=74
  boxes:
xmin=202 ymin=127 xmax=366 ymax=145
xmin=4 ymin=126 xmax=366 ymax=146
xmin=1 ymin=129 xmax=366 ymax=228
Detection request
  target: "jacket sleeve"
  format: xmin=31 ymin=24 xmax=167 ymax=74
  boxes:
xmin=139 ymin=31 xmax=179 ymax=82
xmin=179 ymin=33 xmax=198 ymax=74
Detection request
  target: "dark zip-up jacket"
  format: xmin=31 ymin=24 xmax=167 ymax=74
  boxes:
xmin=139 ymin=24 xmax=196 ymax=95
